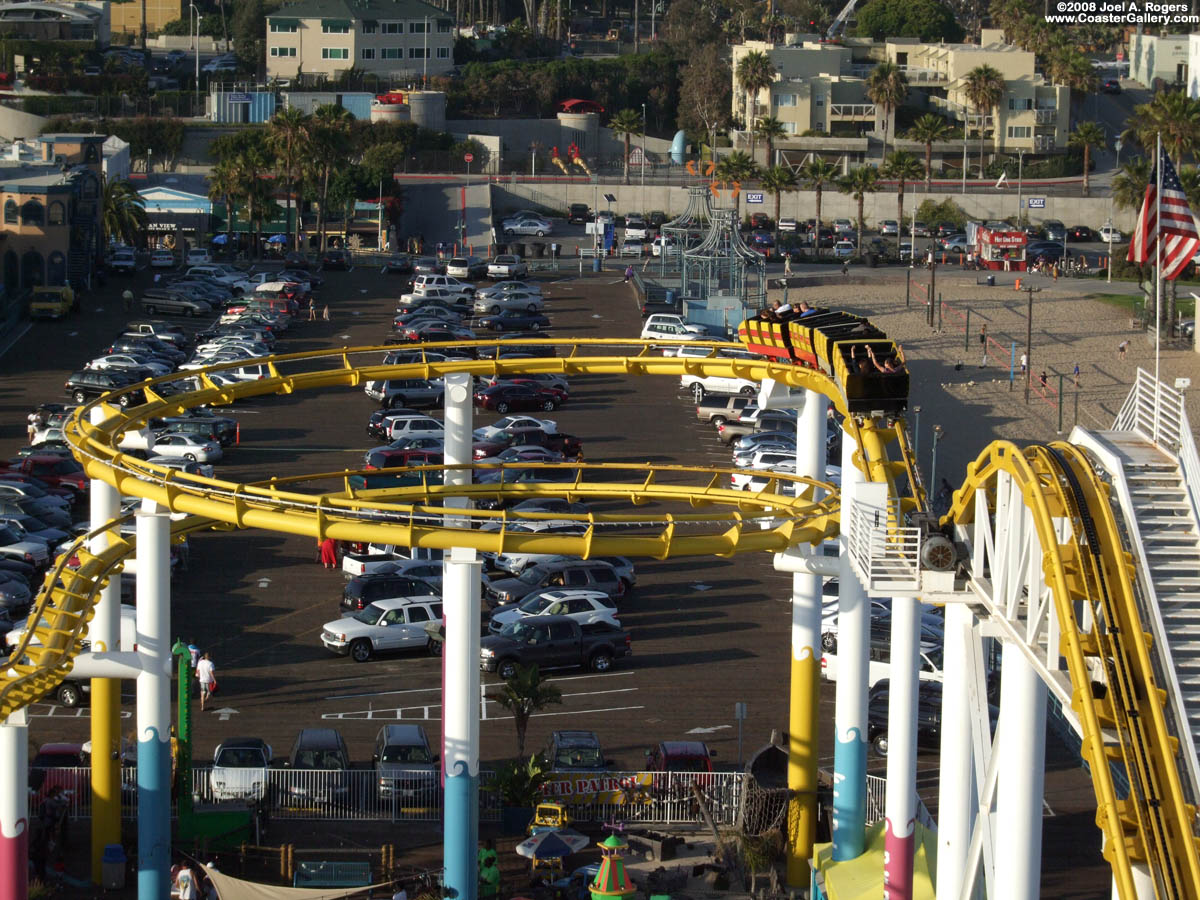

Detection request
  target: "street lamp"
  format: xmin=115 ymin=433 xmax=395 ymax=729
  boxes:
xmin=640 ymin=103 xmax=647 ymax=214
xmin=190 ymin=3 xmax=199 ymax=106
xmin=912 ymin=405 xmax=922 ymax=458
xmin=930 ymin=424 xmax=944 ymax=495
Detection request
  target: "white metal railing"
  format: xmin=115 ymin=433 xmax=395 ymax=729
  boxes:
xmin=1113 ymin=367 xmax=1200 ymax=550
xmin=830 ymin=104 xmax=875 ymax=119
xmin=1034 ymin=108 xmax=1057 ymax=125
xmin=863 ymin=773 xmax=937 ymax=833
xmin=846 ymin=496 xmax=922 ymax=591
xmin=847 ymin=65 xmax=944 ymax=83
xmin=35 ymin=767 xmax=742 ymax=826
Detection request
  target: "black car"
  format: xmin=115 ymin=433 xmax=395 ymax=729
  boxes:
xmin=342 ymin=572 xmax=440 ymax=611
xmin=867 ymin=680 xmax=997 ymax=756
xmin=647 ymin=210 xmax=668 ymax=228
xmin=284 ymin=250 xmax=310 ymax=269
xmin=473 ymin=383 xmax=560 ymax=414
xmin=808 ymin=227 xmax=836 ymax=248
xmin=321 ymin=248 xmax=352 ymax=270
xmin=1101 ymin=78 xmax=1121 ymax=94
xmin=1067 ymin=225 xmax=1094 ymax=242
xmin=567 ymin=203 xmax=590 ymax=225
xmin=64 ymin=370 xmax=144 ymax=407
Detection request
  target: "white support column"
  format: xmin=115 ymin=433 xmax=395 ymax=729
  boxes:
xmin=1114 ymin=865 xmax=1156 ymax=899
xmin=88 ymin=406 xmax=122 ymax=883
xmin=135 ymin=501 xmax=171 ymax=900
xmin=832 ymin=430 xmax=869 ymax=859
xmin=441 ymin=371 xmax=479 ymax=900
xmin=784 ymin=390 xmax=827 ymax=886
xmin=993 ymin=642 xmax=1047 ymax=898
xmin=883 ymin=594 xmax=920 ymax=899
xmin=0 ymin=708 xmax=28 ymax=900
xmin=936 ymin=603 xmax=976 ymax=899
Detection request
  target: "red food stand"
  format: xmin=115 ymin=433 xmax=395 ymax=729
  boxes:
xmin=975 ymin=227 xmax=1027 ymax=271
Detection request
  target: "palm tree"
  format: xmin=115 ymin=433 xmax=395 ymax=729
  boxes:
xmin=207 ymin=159 xmax=241 ymax=258
xmin=308 ymin=104 xmax=354 ymax=251
xmin=102 ymin=177 xmax=147 ymax=247
xmin=908 ymin=114 xmax=953 ymax=191
xmin=1123 ymin=91 xmax=1200 ymax=166
xmin=866 ymin=62 xmax=908 ymax=151
xmin=1112 ymin=157 xmax=1151 ymax=213
xmin=754 ymin=116 xmax=787 ymax=167
xmin=838 ymin=166 xmax=879 ymax=258
xmin=492 ymin=664 xmax=562 ymax=756
xmin=266 ymin=106 xmax=310 ymax=251
xmin=963 ymin=65 xmax=1004 ymax=180
xmin=608 ymin=108 xmax=643 ymax=186
xmin=880 ymin=151 xmax=923 ymax=255
xmin=714 ymin=151 xmax=758 ymax=219
xmin=736 ymin=50 xmax=776 ymax=135
xmin=800 ymin=157 xmax=839 ymax=257
xmin=1067 ymin=121 xmax=1106 ymax=198
xmin=759 ymin=165 xmax=797 ymax=237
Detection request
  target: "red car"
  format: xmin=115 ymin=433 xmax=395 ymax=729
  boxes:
xmin=472 ymin=428 xmax=582 ymax=459
xmin=645 ymin=740 xmax=715 ymax=773
xmin=2 ymin=455 xmax=87 ymax=497
xmin=472 ymin=383 xmax=560 ymax=414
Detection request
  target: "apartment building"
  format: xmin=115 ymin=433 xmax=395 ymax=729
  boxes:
xmin=1131 ymin=31 xmax=1188 ymax=90
xmin=731 ymin=33 xmax=1068 ymax=156
xmin=266 ymin=0 xmax=454 ymax=82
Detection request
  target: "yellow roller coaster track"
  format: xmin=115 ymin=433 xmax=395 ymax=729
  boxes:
xmin=4 ymin=338 xmax=1188 ymax=894
xmin=947 ymin=441 xmax=1200 ymax=898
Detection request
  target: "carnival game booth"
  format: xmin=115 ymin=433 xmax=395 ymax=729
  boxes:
xmin=975 ymin=226 xmax=1027 ymax=271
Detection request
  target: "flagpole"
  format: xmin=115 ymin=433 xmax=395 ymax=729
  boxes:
xmin=1155 ymin=131 xmax=1162 ymax=444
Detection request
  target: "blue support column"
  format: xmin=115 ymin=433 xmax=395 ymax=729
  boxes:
xmin=135 ymin=501 xmax=171 ymax=900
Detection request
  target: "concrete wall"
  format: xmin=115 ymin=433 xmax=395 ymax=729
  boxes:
xmin=493 ymin=180 xmax=1138 ymax=230
xmin=147 ymin=35 xmax=230 ymax=51
xmin=0 ymin=106 xmax=48 ymax=142
xmin=445 ymin=118 xmax=674 ymax=162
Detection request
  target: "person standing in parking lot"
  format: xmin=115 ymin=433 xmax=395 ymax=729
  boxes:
xmin=196 ymin=652 xmax=215 ymax=711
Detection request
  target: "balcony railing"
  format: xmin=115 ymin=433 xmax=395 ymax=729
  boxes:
xmin=1035 ymin=108 xmax=1057 ymax=125
xmin=829 ymin=103 xmax=875 ymax=119
xmin=847 ymin=64 xmax=945 ymax=83
xmin=1034 ymin=134 xmax=1056 ymax=151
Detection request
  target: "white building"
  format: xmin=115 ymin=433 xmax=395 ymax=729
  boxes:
xmin=1130 ymin=30 xmax=1188 ymax=89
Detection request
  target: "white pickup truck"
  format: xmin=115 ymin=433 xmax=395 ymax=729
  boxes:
xmin=342 ymin=543 xmax=412 ymax=578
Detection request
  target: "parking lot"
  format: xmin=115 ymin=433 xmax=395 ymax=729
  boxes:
xmin=0 ymin=257 xmax=1110 ymax=893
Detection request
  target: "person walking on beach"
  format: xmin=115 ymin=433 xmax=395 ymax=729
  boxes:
xmin=196 ymin=653 xmax=215 ymax=711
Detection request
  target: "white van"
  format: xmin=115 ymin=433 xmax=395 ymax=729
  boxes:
xmin=820 ymin=623 xmax=945 ymax=688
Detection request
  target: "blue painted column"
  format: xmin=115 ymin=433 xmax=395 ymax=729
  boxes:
xmin=441 ymin=372 xmax=480 ymax=900
xmin=832 ymin=433 xmax=868 ymax=859
xmin=135 ymin=501 xmax=171 ymax=900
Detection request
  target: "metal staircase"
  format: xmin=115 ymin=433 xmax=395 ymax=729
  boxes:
xmin=1072 ymin=369 xmax=1200 ymax=808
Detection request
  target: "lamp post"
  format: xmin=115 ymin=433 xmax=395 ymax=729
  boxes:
xmin=912 ymin=405 xmax=922 ymax=458
xmin=190 ymin=3 xmax=199 ymax=107
xmin=930 ymin=424 xmax=944 ymax=495
xmin=1016 ymin=149 xmax=1024 ymax=225
xmin=640 ymin=103 xmax=647 ymax=215
xmin=1023 ymin=284 xmax=1040 ymax=404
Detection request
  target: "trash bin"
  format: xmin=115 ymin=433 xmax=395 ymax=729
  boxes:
xmin=532 ymin=242 xmax=545 ymax=258
xmin=986 ymin=274 xmax=995 ymax=287
xmin=101 ymin=844 xmax=126 ymax=889
xmin=592 ymin=256 xmax=602 ymax=273
xmin=509 ymin=242 xmax=523 ymax=256
xmin=665 ymin=289 xmax=676 ymax=305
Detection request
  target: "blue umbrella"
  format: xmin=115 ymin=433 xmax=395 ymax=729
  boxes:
xmin=515 ymin=829 xmax=590 ymax=860
xmin=267 ymin=234 xmax=288 ymax=244
xmin=211 ymin=234 xmax=228 ymax=245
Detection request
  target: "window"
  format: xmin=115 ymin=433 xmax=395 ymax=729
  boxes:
xmin=269 ymin=21 xmax=297 ymax=32
xmin=406 ymin=606 xmax=430 ymax=623
xmin=361 ymin=48 xmax=376 ymax=59
xmin=409 ymin=20 xmax=428 ymax=32
xmin=361 ymin=21 xmax=377 ymax=33
xmin=774 ymin=93 xmax=796 ymax=107
xmin=3 ymin=200 xmax=15 ymax=224
xmin=47 ymin=201 xmax=64 ymax=225
xmin=1006 ymin=126 xmax=1031 ymax=139
xmin=381 ymin=47 xmax=403 ymax=59
xmin=382 ymin=21 xmax=403 ymax=33
xmin=1008 ymin=97 xmax=1032 ymax=110
xmin=409 ymin=47 xmax=428 ymax=58
xmin=437 ymin=20 xmax=451 ymax=32
xmin=322 ymin=47 xmax=349 ymax=59
xmin=436 ymin=46 xmax=449 ymax=59
xmin=322 ymin=22 xmax=349 ymax=33
xmin=270 ymin=46 xmax=297 ymax=57
xmin=815 ymin=97 xmax=824 ymax=107
xmin=20 ymin=200 xmax=43 ymax=226
xmin=782 ymin=122 xmax=797 ymax=134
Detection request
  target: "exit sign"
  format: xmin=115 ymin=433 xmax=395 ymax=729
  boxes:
xmin=1027 ymin=197 xmax=1046 ymax=209
xmin=745 ymin=192 xmax=764 ymax=204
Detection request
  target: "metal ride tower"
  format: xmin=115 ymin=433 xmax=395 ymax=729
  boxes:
xmin=680 ymin=210 xmax=767 ymax=310
xmin=0 ymin=341 xmax=1199 ymax=899
xmin=658 ymin=186 xmax=723 ymax=275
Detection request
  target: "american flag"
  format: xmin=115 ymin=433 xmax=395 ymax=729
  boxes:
xmin=1128 ymin=144 xmax=1200 ymax=280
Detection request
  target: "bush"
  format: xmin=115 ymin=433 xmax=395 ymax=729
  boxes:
xmin=985 ymin=151 xmax=1083 ymax=179
xmin=914 ymin=198 xmax=968 ymax=229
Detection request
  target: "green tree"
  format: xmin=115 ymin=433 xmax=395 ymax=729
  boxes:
xmin=907 ymin=114 xmax=953 ymax=191
xmin=801 ymin=157 xmax=839 ymax=257
xmin=266 ymin=106 xmax=310 ymax=251
xmin=230 ymin=0 xmax=264 ymax=75
xmin=679 ymin=59 xmax=731 ymax=152
xmin=854 ymin=0 xmax=964 ymax=40
xmin=101 ymin=177 xmax=147 ymax=247
xmin=866 ymin=62 xmax=908 ymax=150
xmin=963 ymin=64 xmax=1004 ymax=180
xmin=609 ymin=108 xmax=644 ymax=186
xmin=754 ymin=116 xmax=787 ymax=167
xmin=492 ymin=664 xmax=562 ymax=756
xmin=1067 ymin=121 xmax=1106 ymax=198
xmin=735 ymin=50 xmax=775 ymax=132
xmin=715 ymin=150 xmax=759 ymax=218
xmin=1122 ymin=90 xmax=1200 ymax=166
xmin=308 ymin=104 xmax=354 ymax=253
xmin=207 ymin=158 xmax=241 ymax=256
xmin=760 ymin=165 xmax=797 ymax=236
xmin=838 ymin=165 xmax=879 ymax=256
xmin=880 ymin=151 xmax=923 ymax=254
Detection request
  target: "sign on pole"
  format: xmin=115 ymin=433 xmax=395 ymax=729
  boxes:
xmin=1027 ymin=197 xmax=1045 ymax=209
xmin=735 ymin=701 xmax=748 ymax=765
xmin=463 ymin=152 xmax=474 ymax=163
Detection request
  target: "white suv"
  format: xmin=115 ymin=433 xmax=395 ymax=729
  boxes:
xmin=680 ymin=372 xmax=758 ymax=400
xmin=109 ymin=247 xmax=137 ymax=273
xmin=321 ymin=596 xmax=444 ymax=662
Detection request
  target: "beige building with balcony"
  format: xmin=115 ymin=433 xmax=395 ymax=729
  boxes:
xmin=731 ymin=34 xmax=1069 ymax=160
xmin=266 ymin=0 xmax=454 ymax=82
